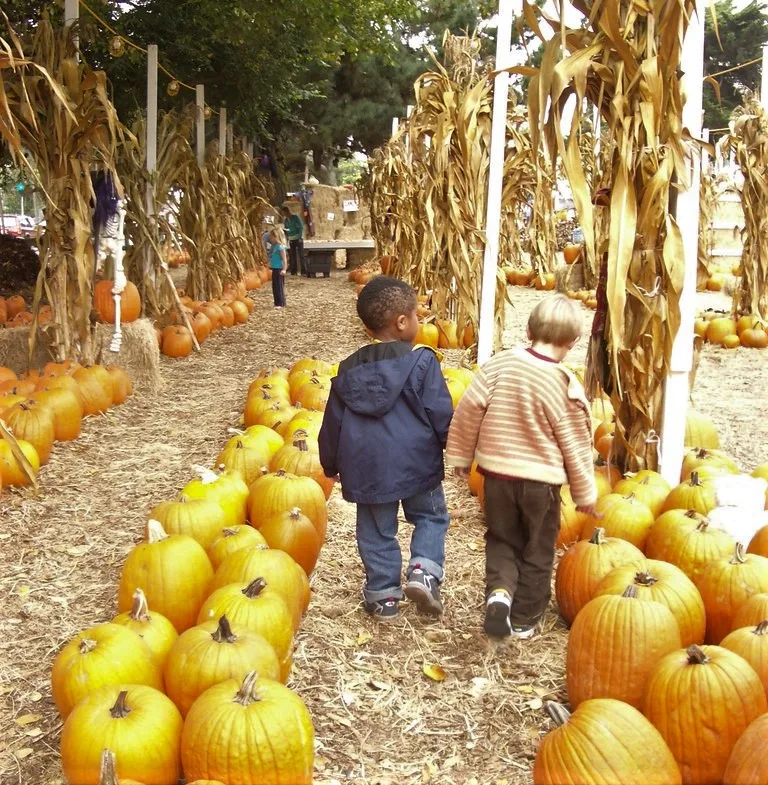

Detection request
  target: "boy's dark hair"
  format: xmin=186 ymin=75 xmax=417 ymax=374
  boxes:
xmin=356 ymin=275 xmax=417 ymax=331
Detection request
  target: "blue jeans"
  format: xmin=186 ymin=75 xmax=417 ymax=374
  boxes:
xmin=356 ymin=485 xmax=449 ymax=603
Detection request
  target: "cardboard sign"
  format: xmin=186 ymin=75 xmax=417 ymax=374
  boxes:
xmin=327 ymin=212 xmax=335 ymax=221
xmin=342 ymin=199 xmax=359 ymax=212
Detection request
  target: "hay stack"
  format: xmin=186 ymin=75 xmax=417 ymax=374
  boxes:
xmin=555 ymin=263 xmax=586 ymax=293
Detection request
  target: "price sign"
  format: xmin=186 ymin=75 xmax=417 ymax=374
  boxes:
xmin=342 ymin=199 xmax=359 ymax=212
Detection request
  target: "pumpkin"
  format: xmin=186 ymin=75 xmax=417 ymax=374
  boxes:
xmin=269 ymin=432 xmax=334 ymax=499
xmin=248 ymin=469 xmax=328 ymax=539
xmin=444 ymin=376 xmax=467 ymax=409
xmin=182 ymin=468 xmax=249 ymax=528
xmin=94 ymin=280 xmax=142 ymax=323
xmin=685 ymin=409 xmax=720 ymax=449
xmin=593 ymin=560 xmax=706 ymax=646
xmin=231 ymin=424 xmax=284 ymax=456
xmin=533 ymin=699 xmax=681 ymax=785
xmin=249 ymin=402 xmax=296 ymax=432
xmin=289 ymin=356 xmax=332 ymax=381
xmin=555 ymin=527 xmax=645 ymax=624
xmin=643 ymin=645 xmax=767 ymax=785
xmin=29 ymin=387 xmax=82 ymax=442
xmin=164 ymin=615 xmax=281 ymax=716
xmin=147 ymin=494 xmax=228 ymax=550
xmin=467 ymin=461 xmax=484 ymax=497
xmin=195 ymin=303 xmax=221 ymax=329
xmin=206 ymin=525 xmax=268 ymax=570
xmin=580 ymin=493 xmax=655 ymax=550
xmin=259 ymin=507 xmax=322 ymax=575
xmin=244 ymin=389 xmax=289 ymax=427
xmin=197 ymin=578 xmax=294 ymax=663
xmin=2 ymin=399 xmax=55 ymax=464
xmin=681 ymin=448 xmax=739 ymax=480
xmin=97 ymin=749 xmax=146 ymax=785
xmin=0 ymin=438 xmax=39 ymax=486
xmin=748 ymin=525 xmax=768 ymax=558
xmin=414 ymin=322 xmax=439 ymax=349
xmin=73 ymin=365 xmax=114 ymax=415
xmin=705 ymin=316 xmax=737 ymax=345
xmin=161 ymin=325 xmax=193 ymax=358
xmin=562 ymin=244 xmax=583 ymax=265
xmin=0 ymin=366 xmax=17 ymax=385
xmin=60 ymin=686 xmax=182 ymax=785
xmin=558 ymin=486 xmax=590 ymax=548
xmin=181 ymin=670 xmax=313 ymax=784
xmin=645 ymin=510 xmax=735 ymax=584
xmin=112 ymin=588 xmax=178 ymax=668
xmin=696 ymin=543 xmax=768 ymax=643
xmin=0 ymin=379 xmax=35 ymax=396
xmin=256 ymin=366 xmax=290 ymax=380
xmin=229 ymin=300 xmax=249 ymax=324
xmin=217 ymin=302 xmax=235 ymax=328
xmin=594 ymin=433 xmax=614 ymax=462
xmin=743 ymin=327 xmax=768 ymax=348
xmin=212 ymin=547 xmax=307 ymax=628
xmin=282 ymin=410 xmax=324 ymax=442
xmin=566 ymin=585 xmax=681 ymax=709
xmin=189 ymin=312 xmax=212 ymax=343
xmin=6 ymin=294 xmax=25 ymax=317
xmin=733 ymin=593 xmax=768 ymax=630
xmin=661 ymin=471 xmax=718 ymax=515
xmin=41 ymin=372 xmax=86 ymax=406
xmin=216 ymin=437 xmax=274 ymax=486
xmin=248 ymin=374 xmax=291 ymax=400
xmin=51 ymin=623 xmax=162 ymax=719
xmin=436 ymin=320 xmax=460 ymax=349
xmin=721 ymin=621 xmax=768 ymax=697
xmin=293 ymin=376 xmax=331 ymax=411
xmin=117 ymin=520 xmax=214 ymax=633
xmin=723 ymin=713 xmax=768 ymax=785
xmin=0 ymin=392 xmax=24 ymax=415
xmin=107 ymin=367 xmax=133 ymax=405
xmin=612 ymin=475 xmax=670 ymax=517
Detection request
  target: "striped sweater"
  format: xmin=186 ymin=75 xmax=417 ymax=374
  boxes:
xmin=445 ymin=347 xmax=597 ymax=506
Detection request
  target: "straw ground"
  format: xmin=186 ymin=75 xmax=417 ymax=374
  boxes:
xmin=0 ymin=274 xmax=766 ymax=784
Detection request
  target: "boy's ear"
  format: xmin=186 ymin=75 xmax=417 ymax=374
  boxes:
xmin=395 ymin=313 xmax=407 ymax=330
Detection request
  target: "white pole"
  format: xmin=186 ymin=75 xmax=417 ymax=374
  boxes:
xmin=659 ymin=0 xmax=704 ymax=486
xmin=195 ymin=85 xmax=205 ymax=167
xmin=145 ymin=44 xmax=158 ymax=284
xmin=65 ymin=0 xmax=78 ymax=53
xmin=405 ymin=105 xmax=414 ymax=160
xmin=701 ymin=128 xmax=710 ymax=175
xmin=477 ymin=0 xmax=514 ymax=364
xmin=761 ymin=44 xmax=768 ymax=108
xmin=218 ymin=105 xmax=227 ymax=158
xmin=248 ymin=142 xmax=254 ymax=158
xmin=392 ymin=117 xmax=399 ymax=137
xmin=226 ymin=123 xmax=234 ymax=154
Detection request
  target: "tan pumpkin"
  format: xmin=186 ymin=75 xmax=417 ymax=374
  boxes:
xmin=269 ymin=431 xmax=334 ymax=499
xmin=206 ymin=525 xmax=268 ymax=570
xmin=733 ymin=593 xmax=768 ymax=630
xmin=720 ymin=621 xmax=768 ymax=698
xmin=148 ymin=494 xmax=228 ymax=550
xmin=580 ymin=493 xmax=655 ymax=550
xmin=723 ymin=713 xmax=768 ymax=785
xmin=661 ymin=471 xmax=718 ymax=515
xmin=112 ymin=589 xmax=179 ymax=668
xmin=259 ymin=507 xmax=322 ymax=575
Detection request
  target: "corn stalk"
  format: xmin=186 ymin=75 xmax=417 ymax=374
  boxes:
xmin=697 ymin=168 xmax=730 ymax=288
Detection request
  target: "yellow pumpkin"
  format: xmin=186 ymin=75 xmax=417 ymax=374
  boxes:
xmin=181 ymin=468 xmax=249 ymax=528
xmin=206 ymin=525 xmax=268 ymax=570
xmin=112 ymin=589 xmax=179 ymax=669
xmin=148 ymin=494 xmax=228 ymax=550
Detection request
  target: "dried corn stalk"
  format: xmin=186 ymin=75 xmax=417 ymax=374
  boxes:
xmin=724 ymin=98 xmax=768 ymax=318
xmin=513 ymin=0 xmax=699 ymax=472
xmin=697 ymin=168 xmax=728 ymax=288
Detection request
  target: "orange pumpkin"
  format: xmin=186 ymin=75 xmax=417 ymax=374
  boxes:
xmin=94 ymin=280 xmax=142 ymax=323
xmin=259 ymin=507 xmax=322 ymax=575
xmin=2 ymin=399 xmax=55 ymax=464
xmin=161 ymin=326 xmax=194 ymax=358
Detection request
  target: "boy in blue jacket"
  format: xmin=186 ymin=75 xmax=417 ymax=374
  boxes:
xmin=319 ymin=276 xmax=454 ymax=621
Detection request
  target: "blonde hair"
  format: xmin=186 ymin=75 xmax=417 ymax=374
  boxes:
xmin=527 ymin=294 xmax=582 ymax=346
xmin=269 ymin=227 xmax=286 ymax=245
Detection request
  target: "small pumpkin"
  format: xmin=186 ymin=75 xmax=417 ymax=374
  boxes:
xmin=293 ymin=376 xmax=331 ymax=411
xmin=148 ymin=494 xmax=228 ymax=550
xmin=0 ymin=438 xmax=39 ymax=486
xmin=182 ymin=467 xmax=249 ymax=528
xmin=74 ymin=365 xmax=114 ymax=415
xmin=720 ymin=621 xmax=768 ymax=698
xmin=661 ymin=471 xmax=718 ymax=515
xmin=580 ymin=493 xmax=655 ymax=550
xmin=733 ymin=593 xmax=768 ymax=630
xmin=414 ymin=322 xmax=439 ymax=349
xmin=259 ymin=507 xmax=322 ymax=575
xmin=705 ymin=316 xmax=737 ymax=345
xmin=206 ymin=525 xmax=268 ymax=570
xmin=161 ymin=325 xmax=193 ymax=358
xmin=2 ymin=399 xmax=55 ymax=464
xmin=562 ymin=244 xmax=583 ymax=265
xmin=723 ymin=713 xmax=768 ymax=785
xmin=107 ymin=367 xmax=133 ymax=405
xmin=269 ymin=432 xmax=334 ymax=499
xmin=112 ymin=588 xmax=178 ymax=668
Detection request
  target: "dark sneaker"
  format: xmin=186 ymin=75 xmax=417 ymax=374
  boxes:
xmin=484 ymin=590 xmax=512 ymax=637
xmin=510 ymin=623 xmax=536 ymax=640
xmin=404 ymin=568 xmax=443 ymax=615
xmin=364 ymin=597 xmax=399 ymax=622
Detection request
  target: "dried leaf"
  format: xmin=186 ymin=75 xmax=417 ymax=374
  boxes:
xmin=15 ymin=714 xmax=41 ymax=726
xmin=356 ymin=630 xmax=373 ymax=646
xmin=422 ymin=663 xmax=446 ymax=682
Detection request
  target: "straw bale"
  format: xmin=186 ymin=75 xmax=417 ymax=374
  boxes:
xmin=347 ymin=248 xmax=376 ymax=268
xmin=555 ymin=262 xmax=586 ymax=293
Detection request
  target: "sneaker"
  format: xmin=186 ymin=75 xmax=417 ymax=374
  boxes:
xmin=510 ymin=623 xmax=536 ymax=640
xmin=364 ymin=597 xmax=399 ymax=622
xmin=484 ymin=590 xmax=512 ymax=638
xmin=404 ymin=567 xmax=443 ymax=615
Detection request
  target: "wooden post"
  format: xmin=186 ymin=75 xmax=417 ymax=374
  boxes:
xmin=226 ymin=123 xmax=234 ymax=155
xmin=195 ymin=85 xmax=205 ymax=167
xmin=761 ymin=44 xmax=768 ymax=108
xmin=145 ymin=44 xmax=158 ymax=284
xmin=392 ymin=117 xmax=399 ymax=136
xmin=242 ymin=135 xmax=249 ymax=157
xmin=218 ymin=105 xmax=227 ymax=159
xmin=65 ymin=0 xmax=78 ymax=53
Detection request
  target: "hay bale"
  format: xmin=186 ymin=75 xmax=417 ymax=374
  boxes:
xmin=347 ymin=248 xmax=375 ymax=268
xmin=555 ymin=262 xmax=585 ymax=293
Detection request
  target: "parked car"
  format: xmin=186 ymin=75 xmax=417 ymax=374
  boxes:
xmin=1 ymin=214 xmax=38 ymax=240
xmin=1 ymin=215 xmax=22 ymax=238
xmin=18 ymin=215 xmax=37 ymax=239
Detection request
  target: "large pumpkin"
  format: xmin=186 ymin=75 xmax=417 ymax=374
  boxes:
xmin=245 ymin=389 xmax=289 ymax=427
xmin=117 ymin=520 xmax=214 ymax=633
xmin=0 ymin=437 xmax=39 ymax=487
xmin=684 ymin=409 xmax=720 ymax=449
xmin=612 ymin=474 xmax=670 ymax=517
xmin=555 ymin=527 xmax=645 ymax=625
xmin=282 ymin=410 xmax=324 ymax=442
xmin=681 ymin=448 xmax=739 ymax=480
xmin=733 ymin=593 xmax=768 ymax=630
xmin=696 ymin=543 xmax=768 ymax=643
xmin=180 ymin=671 xmax=314 ymax=785
xmin=164 ymin=615 xmax=281 ymax=716
xmin=248 ymin=469 xmax=328 ymax=539
xmin=269 ymin=432 xmax=334 ymax=499
xmin=148 ymin=495 xmax=228 ymax=550
xmin=593 ymin=560 xmax=706 ymax=646
xmin=259 ymin=507 xmax=322 ymax=575
xmin=216 ymin=437 xmax=273 ymax=486
xmin=662 ymin=471 xmax=718 ymax=515
xmin=232 ymin=424 xmax=285 ymax=456
xmin=94 ymin=280 xmax=142 ymax=323
xmin=643 ymin=645 xmax=767 ymax=785
xmin=182 ymin=468 xmax=249 ymax=528
xmin=206 ymin=525 xmax=268 ymax=570
xmin=533 ymin=699 xmax=681 ymax=785
xmin=74 ymin=365 xmax=114 ymax=415
xmin=30 ymin=387 xmax=82 ymax=441
xmin=566 ymin=585 xmax=681 ymax=709
xmin=723 ymin=713 xmax=768 ymax=785
xmin=580 ymin=493 xmax=655 ymax=550
xmin=60 ymin=685 xmax=182 ymax=785
xmin=112 ymin=588 xmax=179 ymax=669
xmin=292 ymin=376 xmax=330 ymax=411
xmin=2 ymin=399 xmax=55 ymax=464
xmin=720 ymin=621 xmax=768 ymax=698
xmin=161 ymin=326 xmax=193 ymax=358
xmin=51 ymin=623 xmax=162 ymax=719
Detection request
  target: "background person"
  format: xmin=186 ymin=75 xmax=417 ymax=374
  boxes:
xmin=282 ymin=206 xmax=306 ymax=276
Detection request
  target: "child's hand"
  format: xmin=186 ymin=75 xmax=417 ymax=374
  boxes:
xmin=576 ymin=504 xmax=600 ymax=517
xmin=454 ymin=466 xmax=470 ymax=478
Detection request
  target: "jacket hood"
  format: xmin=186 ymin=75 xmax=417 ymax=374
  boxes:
xmin=332 ymin=351 xmax=424 ymax=417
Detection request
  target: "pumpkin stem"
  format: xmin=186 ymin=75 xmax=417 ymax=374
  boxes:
xmin=695 ymin=448 xmax=708 ymax=459
xmin=686 ymin=645 xmax=710 ymax=665
xmin=754 ymin=620 xmax=768 ymax=635
xmin=79 ymin=637 xmax=97 ymax=654
xmin=211 ymin=615 xmax=238 ymax=643
xmin=690 ymin=471 xmax=702 ymax=487
xmin=130 ymin=589 xmax=151 ymax=622
xmin=243 ymin=577 xmax=267 ymax=598
xmin=146 ymin=519 xmax=169 ymax=544
xmin=235 ymin=440 xmax=245 ymax=449
xmin=109 ymin=690 xmax=131 ymax=719
xmin=275 ymin=469 xmax=287 ymax=477
xmin=622 ymin=585 xmax=639 ymax=599
xmin=178 ymin=494 xmax=189 ymax=503
xmin=695 ymin=520 xmax=710 ymax=532
xmin=222 ymin=527 xmax=240 ymax=537
xmin=99 ymin=749 xmax=120 ymax=785
xmin=544 ymin=701 xmax=571 ymax=726
xmin=731 ymin=542 xmax=747 ymax=565
xmin=234 ymin=670 xmax=262 ymax=705
xmin=588 ymin=527 xmax=606 ymax=545
xmin=634 ymin=571 xmax=658 ymax=586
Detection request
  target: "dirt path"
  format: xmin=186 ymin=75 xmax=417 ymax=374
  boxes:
xmin=1 ymin=275 xmax=766 ymax=785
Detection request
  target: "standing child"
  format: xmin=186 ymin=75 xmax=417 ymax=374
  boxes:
xmin=268 ymin=227 xmax=287 ymax=309
xmin=282 ymin=206 xmax=306 ymax=276
xmin=319 ymin=276 xmax=454 ymax=621
xmin=446 ymin=295 xmax=597 ymax=639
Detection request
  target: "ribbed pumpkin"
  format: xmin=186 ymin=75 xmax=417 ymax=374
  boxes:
xmin=117 ymin=520 xmax=214 ymax=633
xmin=216 ymin=438 xmax=273 ymax=486
xmin=259 ymin=507 xmax=322 ymax=575
xmin=230 ymin=424 xmax=284 ymax=457
xmin=282 ymin=410 xmax=324 ymax=441
xmin=94 ymin=280 xmax=142 ymax=323
xmin=566 ymin=586 xmax=681 ymax=709
xmin=181 ymin=671 xmax=314 ymax=785
xmin=244 ymin=389 xmax=289 ymax=427
xmin=3 ymin=399 xmax=55 ymax=464
xmin=182 ymin=468 xmax=249 ymax=528
xmin=580 ymin=493 xmax=655 ymax=550
xmin=148 ymin=494 xmax=228 ymax=550
xmin=720 ymin=621 xmax=768 ymax=697
xmin=685 ymin=409 xmax=721 ymax=449
xmin=161 ymin=325 xmax=193 ymax=358
xmin=0 ymin=438 xmax=39 ymax=486
xmin=612 ymin=475 xmax=670 ymax=517
xmin=533 ymin=699 xmax=681 ymax=785
xmin=112 ymin=589 xmax=179 ymax=668
xmin=555 ymin=528 xmax=645 ymax=625
xmin=248 ymin=469 xmax=328 ymax=540
xmin=748 ymin=525 xmax=768 ymax=557
xmin=97 ymin=749 xmax=146 ymax=785
xmin=206 ymin=525 xmax=268 ymax=570
xmin=681 ymin=447 xmax=739 ymax=480
xmin=733 ymin=593 xmax=768 ymax=630
xmin=645 ymin=509 xmax=735 ymax=584
xmin=107 ymin=367 xmax=133 ymax=405
xmin=662 ymin=471 xmax=718 ymax=515
xmin=558 ymin=486 xmax=590 ymax=548
xmin=74 ymin=365 xmax=114 ymax=415
xmin=269 ymin=431 xmax=334 ymax=499
xmin=30 ymin=387 xmax=83 ymax=441
xmin=51 ymin=623 xmax=162 ymax=719
xmin=696 ymin=544 xmax=768 ymax=643
xmin=41 ymin=372 xmax=85 ymax=406
xmin=594 ymin=560 xmax=706 ymax=646
xmin=164 ymin=615 xmax=281 ymax=716
xmin=723 ymin=713 xmax=768 ymax=785
xmin=293 ymin=376 xmax=330 ymax=411
xmin=212 ymin=547 xmax=306 ymax=628
xmin=249 ymin=401 xmax=297 ymax=431
xmin=229 ymin=300 xmax=249 ymax=324
xmin=643 ymin=645 xmax=767 ymax=785
xmin=60 ymin=685 xmax=182 ymax=785
xmin=197 ymin=578 xmax=294 ymax=664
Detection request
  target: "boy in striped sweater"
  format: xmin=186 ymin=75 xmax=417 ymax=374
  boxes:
xmin=446 ymin=295 xmax=597 ymax=639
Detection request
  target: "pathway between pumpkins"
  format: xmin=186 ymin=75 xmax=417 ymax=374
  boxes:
xmin=0 ymin=274 xmax=766 ymax=785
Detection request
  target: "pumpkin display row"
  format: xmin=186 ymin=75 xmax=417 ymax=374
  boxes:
xmin=694 ymin=311 xmax=768 ymax=349
xmin=0 ymin=361 xmax=132 ymax=491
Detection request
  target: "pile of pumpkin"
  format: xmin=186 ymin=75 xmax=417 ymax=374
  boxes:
xmin=0 ymin=293 xmax=53 ymax=327
xmin=348 ymin=260 xmax=384 ymax=291
xmin=48 ymin=356 xmax=341 ymax=784
xmin=164 ymin=246 xmax=191 ymax=268
xmin=0 ymin=361 xmax=132 ymax=492
xmin=698 ymin=262 xmax=741 ymax=293
xmin=468 ymin=400 xmax=768 ymax=784
xmin=695 ymin=310 xmax=768 ymax=349
xmin=502 ymin=265 xmax=557 ymax=290
xmin=564 ymin=288 xmax=598 ymax=310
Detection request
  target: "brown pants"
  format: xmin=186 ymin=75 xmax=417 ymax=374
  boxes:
xmin=483 ymin=476 xmax=561 ymax=626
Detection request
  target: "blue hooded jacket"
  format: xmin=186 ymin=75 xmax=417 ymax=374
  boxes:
xmin=319 ymin=341 xmax=454 ymax=504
